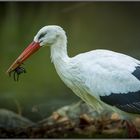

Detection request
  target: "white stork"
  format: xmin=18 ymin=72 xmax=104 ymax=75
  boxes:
xmin=7 ymin=25 xmax=140 ymax=137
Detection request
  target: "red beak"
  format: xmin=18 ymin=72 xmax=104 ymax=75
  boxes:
xmin=6 ymin=41 xmax=41 ymax=74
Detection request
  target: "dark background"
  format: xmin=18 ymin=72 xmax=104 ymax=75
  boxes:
xmin=1 ymin=2 xmax=140 ymax=121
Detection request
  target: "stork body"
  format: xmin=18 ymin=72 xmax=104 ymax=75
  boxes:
xmin=7 ymin=25 xmax=140 ymax=137
xmin=49 ymin=28 xmax=140 ymax=118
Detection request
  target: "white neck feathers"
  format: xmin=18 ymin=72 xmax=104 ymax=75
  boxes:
xmin=50 ymin=36 xmax=69 ymax=68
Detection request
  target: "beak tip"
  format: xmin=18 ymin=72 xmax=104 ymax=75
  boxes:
xmin=6 ymin=66 xmax=14 ymax=75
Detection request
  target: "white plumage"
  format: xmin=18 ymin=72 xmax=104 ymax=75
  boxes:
xmin=7 ymin=25 xmax=140 ymax=137
xmin=33 ymin=25 xmax=140 ymax=119
xmin=36 ymin=26 xmax=140 ymax=115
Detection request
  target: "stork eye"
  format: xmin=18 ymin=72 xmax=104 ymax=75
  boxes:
xmin=38 ymin=32 xmax=47 ymax=40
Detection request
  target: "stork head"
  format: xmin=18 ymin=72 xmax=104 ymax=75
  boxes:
xmin=6 ymin=25 xmax=66 ymax=74
xmin=34 ymin=25 xmax=66 ymax=47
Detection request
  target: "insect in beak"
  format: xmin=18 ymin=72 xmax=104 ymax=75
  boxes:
xmin=9 ymin=66 xmax=27 ymax=81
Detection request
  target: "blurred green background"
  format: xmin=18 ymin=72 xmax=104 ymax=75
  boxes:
xmin=1 ymin=2 xmax=140 ymax=122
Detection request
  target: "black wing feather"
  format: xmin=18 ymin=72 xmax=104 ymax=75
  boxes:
xmin=132 ymin=66 xmax=140 ymax=81
xmin=100 ymin=91 xmax=140 ymax=114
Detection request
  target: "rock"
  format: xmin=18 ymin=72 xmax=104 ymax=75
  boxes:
xmin=51 ymin=112 xmax=61 ymax=121
xmin=39 ymin=100 xmax=117 ymax=127
xmin=55 ymin=101 xmax=99 ymax=120
xmin=0 ymin=109 xmax=34 ymax=128
xmin=111 ymin=113 xmax=120 ymax=121
xmin=0 ymin=101 xmax=137 ymax=138
xmin=79 ymin=114 xmax=94 ymax=125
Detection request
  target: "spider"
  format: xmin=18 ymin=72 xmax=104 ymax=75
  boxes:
xmin=9 ymin=66 xmax=26 ymax=81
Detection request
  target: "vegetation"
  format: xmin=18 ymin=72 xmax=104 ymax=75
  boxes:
xmin=0 ymin=101 xmax=140 ymax=138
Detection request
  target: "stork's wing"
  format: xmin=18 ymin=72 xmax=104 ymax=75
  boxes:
xmin=75 ymin=50 xmax=140 ymax=114
xmin=100 ymin=89 xmax=140 ymax=114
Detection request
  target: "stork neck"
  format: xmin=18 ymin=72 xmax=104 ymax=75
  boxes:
xmin=50 ymin=40 xmax=69 ymax=66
